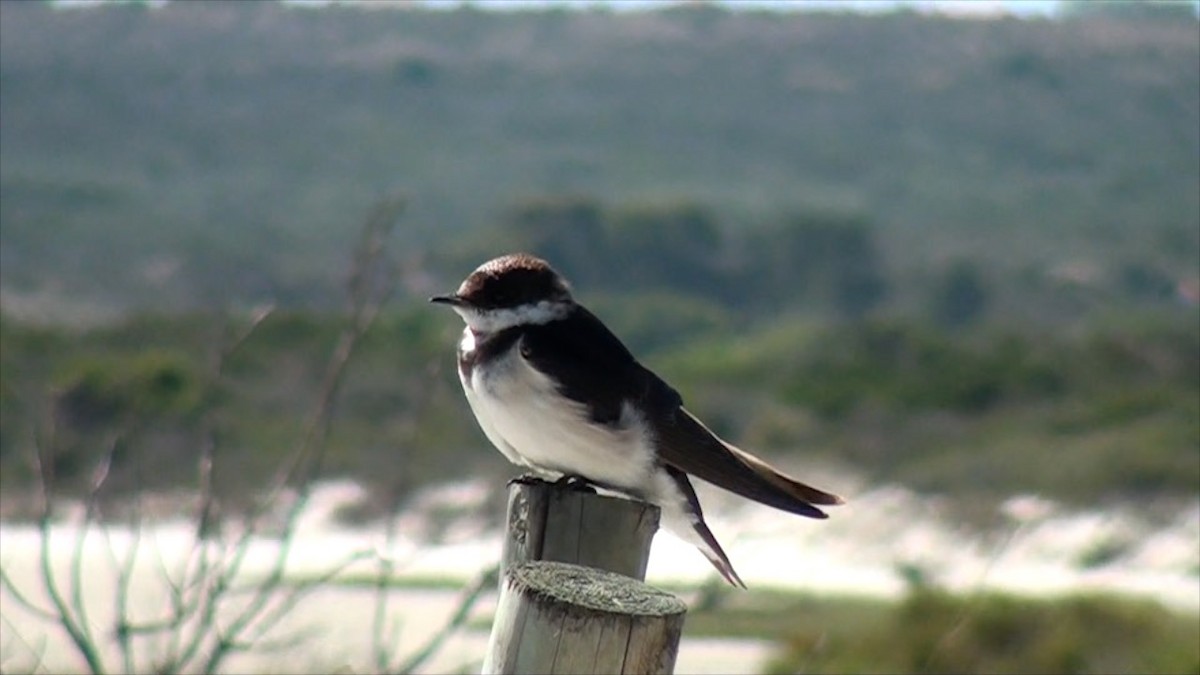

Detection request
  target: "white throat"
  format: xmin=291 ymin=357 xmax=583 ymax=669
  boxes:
xmin=454 ymin=300 xmax=571 ymax=334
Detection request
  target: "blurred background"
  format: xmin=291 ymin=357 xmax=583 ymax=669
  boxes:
xmin=0 ymin=1 xmax=1197 ymax=673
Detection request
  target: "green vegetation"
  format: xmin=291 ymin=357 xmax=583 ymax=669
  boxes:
xmin=1 ymin=9 xmax=1194 ymax=509
xmin=2 ymin=302 xmax=1195 ymax=514
xmin=665 ymin=313 xmax=1199 ymax=504
xmin=307 ymin=577 xmax=1200 ymax=675
xmin=0 ymin=2 xmax=1196 ymax=317
xmin=734 ymin=589 xmax=1200 ymax=675
xmin=0 ymin=5 xmax=1195 ymax=673
xmin=453 ymin=583 xmax=1200 ymax=675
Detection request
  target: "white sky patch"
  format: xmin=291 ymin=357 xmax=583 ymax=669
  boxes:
xmin=380 ymin=0 xmax=1065 ymax=17
xmin=46 ymin=0 xmax=1200 ymax=18
xmin=49 ymin=0 xmax=1069 ymax=18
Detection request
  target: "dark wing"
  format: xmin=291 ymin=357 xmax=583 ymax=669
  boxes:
xmin=654 ymin=407 xmax=843 ymax=519
xmin=518 ymin=305 xmax=676 ymax=427
xmin=520 ymin=305 xmax=843 ymax=517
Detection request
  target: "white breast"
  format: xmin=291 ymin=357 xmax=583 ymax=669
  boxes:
xmin=459 ymin=332 xmax=656 ymax=493
xmin=458 ymin=329 xmax=524 ymax=467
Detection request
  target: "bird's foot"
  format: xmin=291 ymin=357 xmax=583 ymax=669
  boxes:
xmin=552 ymin=474 xmax=598 ymax=494
xmin=507 ymin=473 xmax=598 ymax=494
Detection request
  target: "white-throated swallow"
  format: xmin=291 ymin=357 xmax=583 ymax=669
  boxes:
xmin=431 ymin=253 xmax=842 ymax=587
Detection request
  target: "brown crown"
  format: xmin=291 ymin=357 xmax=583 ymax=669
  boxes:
xmin=456 ymin=253 xmax=573 ymax=309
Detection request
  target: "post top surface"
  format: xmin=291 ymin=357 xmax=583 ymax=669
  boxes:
xmin=508 ymin=561 xmax=686 ymax=617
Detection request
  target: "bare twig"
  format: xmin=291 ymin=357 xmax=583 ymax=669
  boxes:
xmin=103 ymin=456 xmax=143 ymax=675
xmin=159 ymin=526 xmax=237 ymax=673
xmin=371 ymin=513 xmax=403 ymax=673
xmin=192 ymin=198 xmax=402 ymax=674
xmin=369 ymin=387 xmax=469 ymax=671
xmin=195 ymin=199 xmax=402 ymax=673
xmin=133 ymin=520 xmax=204 ymax=669
xmin=922 ymin=516 xmax=1028 ymax=669
xmin=1 ymin=613 xmax=49 ymax=674
xmin=31 ymin=421 xmax=107 ymax=675
xmin=103 ymin=304 xmax=275 ymax=675
xmin=64 ymin=435 xmax=119 ymax=664
xmin=229 ymin=549 xmax=373 ymax=652
xmin=196 ymin=303 xmax=275 ymax=542
xmin=393 ymin=564 xmax=499 ymax=674
xmin=258 ymin=197 xmax=403 ymax=510
xmin=0 ymin=198 xmax=420 ymax=675
xmin=0 ymin=567 xmax=59 ymax=623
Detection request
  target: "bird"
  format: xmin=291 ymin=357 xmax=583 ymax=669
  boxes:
xmin=430 ymin=252 xmax=841 ymax=587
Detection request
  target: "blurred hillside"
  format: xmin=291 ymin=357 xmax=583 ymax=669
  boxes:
xmin=1 ymin=1 xmax=1197 ymax=318
xmin=0 ymin=2 xmax=1197 ymax=516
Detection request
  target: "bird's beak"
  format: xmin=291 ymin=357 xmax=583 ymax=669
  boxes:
xmin=429 ymin=294 xmax=463 ymax=306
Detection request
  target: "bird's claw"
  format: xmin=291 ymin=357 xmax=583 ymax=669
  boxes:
xmin=507 ymin=474 xmax=597 ymax=494
xmin=552 ymin=474 xmax=598 ymax=494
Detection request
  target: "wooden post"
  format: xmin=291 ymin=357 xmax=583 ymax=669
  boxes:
xmin=484 ymin=560 xmax=687 ymax=674
xmin=485 ymin=479 xmax=687 ymax=674
xmin=501 ymin=478 xmax=660 ymax=581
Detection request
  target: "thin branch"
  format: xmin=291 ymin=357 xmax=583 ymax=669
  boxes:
xmin=64 ymin=436 xmax=119 ymax=661
xmin=140 ymin=305 xmax=277 ymax=674
xmin=31 ymin=427 xmax=107 ymax=675
xmin=923 ymin=517 xmax=1028 ymax=669
xmin=198 ymin=491 xmax=314 ymax=674
xmin=162 ymin=538 xmax=228 ymax=673
xmin=220 ymin=304 xmax=277 ymax=367
xmin=215 ymin=623 xmax=318 ymax=660
xmin=136 ymin=516 xmax=195 ymax=671
xmin=252 ymin=196 xmax=402 ymax=513
xmin=194 ymin=304 xmax=274 ymax=540
xmin=154 ymin=452 xmax=221 ymax=671
xmin=1 ymin=613 xmax=49 ymax=675
xmin=0 ymin=567 xmax=59 ymax=622
xmin=371 ymin=514 xmax=402 ymax=673
xmin=195 ymin=198 xmax=402 ymax=674
xmin=393 ymin=564 xmax=500 ymax=674
xmin=105 ymin=465 xmax=143 ymax=675
xmin=368 ymin=495 xmax=434 ymax=672
xmin=227 ymin=549 xmax=373 ymax=654
xmin=1 ymin=201 xmax=405 ymax=675
xmin=162 ymin=504 xmax=254 ymax=673
xmin=240 ymin=625 xmax=318 ymax=655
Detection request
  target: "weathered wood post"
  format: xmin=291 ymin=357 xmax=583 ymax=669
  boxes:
xmin=500 ymin=477 xmax=660 ymax=580
xmin=484 ymin=478 xmax=688 ymax=674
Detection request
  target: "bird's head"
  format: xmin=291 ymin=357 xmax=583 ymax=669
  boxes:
xmin=430 ymin=253 xmax=574 ymax=333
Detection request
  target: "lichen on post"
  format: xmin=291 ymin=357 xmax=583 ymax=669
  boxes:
xmin=484 ymin=561 xmax=687 ymax=675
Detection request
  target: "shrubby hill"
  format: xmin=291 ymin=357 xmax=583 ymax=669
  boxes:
xmin=0 ymin=2 xmax=1195 ymax=517
xmin=0 ymin=1 xmax=1196 ymax=317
